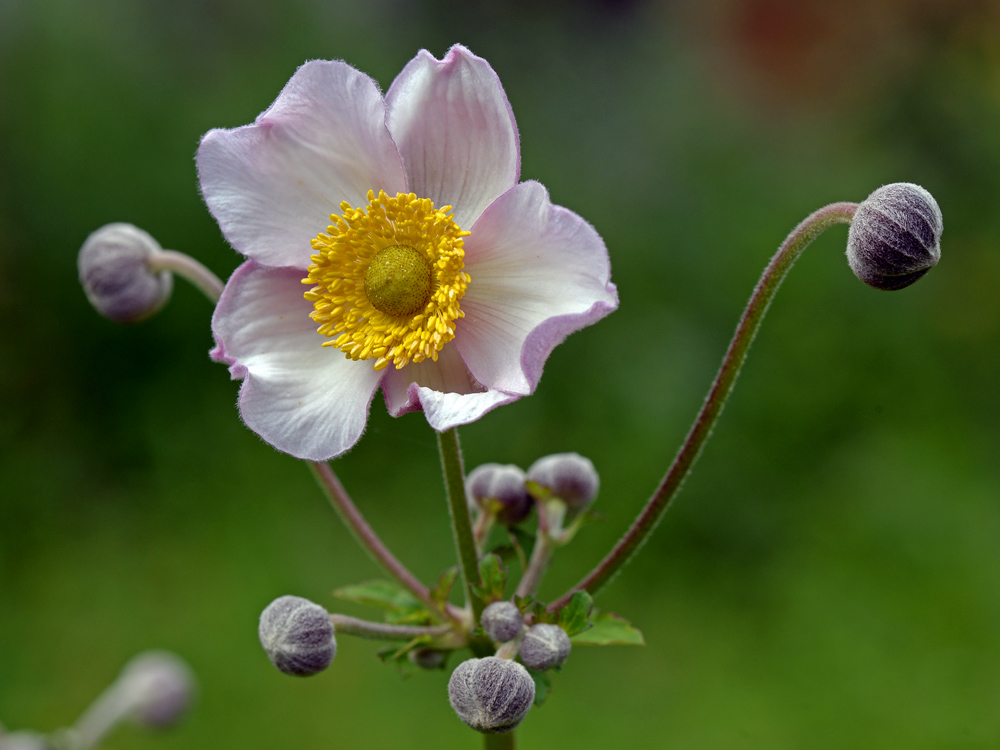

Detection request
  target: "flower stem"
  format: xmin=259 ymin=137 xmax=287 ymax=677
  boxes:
xmin=309 ymin=461 xmax=459 ymax=623
xmin=548 ymin=202 xmax=858 ymax=612
xmin=329 ymin=614 xmax=453 ymax=641
xmin=485 ymin=731 xmax=516 ymax=750
xmin=148 ymin=249 xmax=224 ymax=302
xmin=437 ymin=427 xmax=483 ymax=624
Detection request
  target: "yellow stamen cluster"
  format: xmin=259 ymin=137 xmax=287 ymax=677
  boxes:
xmin=303 ymin=190 xmax=470 ymax=371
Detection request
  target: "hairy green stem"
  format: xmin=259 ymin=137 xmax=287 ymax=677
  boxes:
xmin=148 ymin=249 xmax=224 ymax=302
xmin=437 ymin=428 xmax=485 ymax=625
xmin=329 ymin=614 xmax=453 ymax=641
xmin=549 ymin=202 xmax=858 ymax=612
xmin=310 ymin=461 xmax=459 ymax=623
xmin=484 ymin=730 xmax=516 ymax=749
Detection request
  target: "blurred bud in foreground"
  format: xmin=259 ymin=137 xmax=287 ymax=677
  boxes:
xmin=466 ymin=463 xmax=532 ymax=526
xmin=518 ymin=623 xmax=571 ymax=671
xmin=78 ymin=223 xmax=173 ymax=323
xmin=259 ymin=595 xmax=337 ymax=677
xmin=481 ymin=601 xmax=524 ymax=643
xmin=0 ymin=732 xmax=49 ymax=750
xmin=847 ymin=183 xmax=942 ymax=291
xmin=118 ymin=651 xmax=195 ymax=728
xmin=448 ymin=657 xmax=535 ymax=734
xmin=526 ymin=453 xmax=599 ymax=513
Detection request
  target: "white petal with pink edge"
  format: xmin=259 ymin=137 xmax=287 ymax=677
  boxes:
xmin=381 ymin=344 xmax=519 ymax=429
xmin=198 ymin=60 xmax=406 ymax=270
xmin=212 ymin=262 xmax=385 ymax=460
xmin=385 ymin=45 xmax=519 ymax=231
xmin=455 ymin=181 xmax=618 ymax=395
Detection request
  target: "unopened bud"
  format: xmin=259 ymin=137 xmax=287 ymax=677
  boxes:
xmin=448 ymin=657 xmax=535 ymax=734
xmin=519 ymin=623 xmax=571 ymax=671
xmin=258 ymin=595 xmax=336 ymax=677
xmin=118 ymin=651 xmax=195 ymax=728
xmin=408 ymin=648 xmax=447 ymax=670
xmin=526 ymin=453 xmax=599 ymax=513
xmin=78 ymin=223 xmax=173 ymax=322
xmin=847 ymin=183 xmax=942 ymax=291
xmin=466 ymin=463 xmax=532 ymax=526
xmin=481 ymin=601 xmax=523 ymax=643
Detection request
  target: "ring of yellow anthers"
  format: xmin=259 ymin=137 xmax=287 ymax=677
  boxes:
xmin=303 ymin=190 xmax=470 ymax=371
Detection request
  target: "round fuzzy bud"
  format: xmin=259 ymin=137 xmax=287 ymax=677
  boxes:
xmin=466 ymin=463 xmax=532 ymax=525
xmin=481 ymin=601 xmax=524 ymax=643
xmin=847 ymin=183 xmax=942 ymax=291
xmin=258 ymin=595 xmax=336 ymax=677
xmin=78 ymin=223 xmax=173 ymax=323
xmin=448 ymin=657 xmax=535 ymax=734
xmin=526 ymin=453 xmax=599 ymax=513
xmin=118 ymin=651 xmax=195 ymax=728
xmin=408 ymin=648 xmax=447 ymax=670
xmin=519 ymin=623 xmax=571 ymax=671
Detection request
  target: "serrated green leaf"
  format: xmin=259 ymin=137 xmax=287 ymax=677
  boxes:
xmin=528 ymin=668 xmax=552 ymax=706
xmin=470 ymin=553 xmax=506 ymax=603
xmin=558 ymin=591 xmax=594 ymax=637
xmin=333 ymin=580 xmax=423 ymax=612
xmin=570 ymin=612 xmax=645 ymax=646
xmin=376 ymin=635 xmax=433 ymax=664
xmin=430 ymin=567 xmax=459 ymax=606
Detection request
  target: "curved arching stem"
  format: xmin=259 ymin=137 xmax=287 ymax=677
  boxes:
xmin=548 ymin=202 xmax=858 ymax=612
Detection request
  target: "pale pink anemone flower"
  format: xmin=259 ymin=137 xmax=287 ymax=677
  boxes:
xmin=199 ymin=45 xmax=618 ymax=461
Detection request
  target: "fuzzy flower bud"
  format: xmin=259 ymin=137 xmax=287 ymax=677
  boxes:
xmin=258 ymin=595 xmax=337 ymax=677
xmin=519 ymin=623 xmax=571 ymax=671
xmin=526 ymin=453 xmax=599 ymax=513
xmin=78 ymin=223 xmax=173 ymax=323
xmin=481 ymin=601 xmax=524 ymax=643
xmin=448 ymin=657 xmax=535 ymax=734
xmin=118 ymin=651 xmax=195 ymax=728
xmin=466 ymin=463 xmax=532 ymax=525
xmin=847 ymin=183 xmax=942 ymax=291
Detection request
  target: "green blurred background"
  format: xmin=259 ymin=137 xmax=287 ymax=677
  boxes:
xmin=2 ymin=0 xmax=1000 ymax=747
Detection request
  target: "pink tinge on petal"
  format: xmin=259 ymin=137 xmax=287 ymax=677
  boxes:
xmin=385 ymin=44 xmax=519 ymax=230
xmin=212 ymin=261 xmax=385 ymax=460
xmin=455 ymin=180 xmax=619 ymax=395
xmin=198 ymin=60 xmax=406 ymax=269
xmin=381 ymin=344 xmax=520 ymax=430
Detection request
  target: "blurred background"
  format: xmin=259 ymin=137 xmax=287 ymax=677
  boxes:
xmin=2 ymin=0 xmax=1000 ymax=747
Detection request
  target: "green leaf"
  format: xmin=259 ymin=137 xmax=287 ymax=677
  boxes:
xmin=376 ymin=635 xmax=432 ymax=664
xmin=469 ymin=553 xmax=507 ymax=604
xmin=332 ymin=580 xmax=426 ymax=621
xmin=557 ymin=591 xmax=594 ymax=637
xmin=530 ymin=600 xmax=558 ymax=625
xmin=570 ymin=612 xmax=645 ymax=646
xmin=430 ymin=567 xmax=459 ymax=607
xmin=528 ymin=668 xmax=552 ymax=706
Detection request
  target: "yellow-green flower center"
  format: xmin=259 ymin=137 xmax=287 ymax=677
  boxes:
xmin=363 ymin=245 xmax=433 ymax=318
xmin=303 ymin=190 xmax=470 ymax=371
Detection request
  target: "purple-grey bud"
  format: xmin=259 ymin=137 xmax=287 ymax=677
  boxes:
xmin=448 ymin=657 xmax=535 ymax=734
xmin=118 ymin=651 xmax=195 ymax=728
xmin=526 ymin=453 xmax=599 ymax=513
xmin=518 ymin=623 xmax=571 ymax=671
xmin=78 ymin=223 xmax=173 ymax=323
xmin=847 ymin=183 xmax=942 ymax=291
xmin=258 ymin=595 xmax=337 ymax=677
xmin=466 ymin=463 xmax=532 ymax=526
xmin=481 ymin=601 xmax=524 ymax=643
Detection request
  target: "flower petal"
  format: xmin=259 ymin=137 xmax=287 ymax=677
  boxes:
xmin=198 ymin=60 xmax=406 ymax=269
xmin=212 ymin=261 xmax=384 ymax=460
xmin=455 ymin=181 xmax=618 ymax=395
xmin=381 ymin=344 xmax=519 ymax=430
xmin=385 ymin=45 xmax=519 ymax=230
